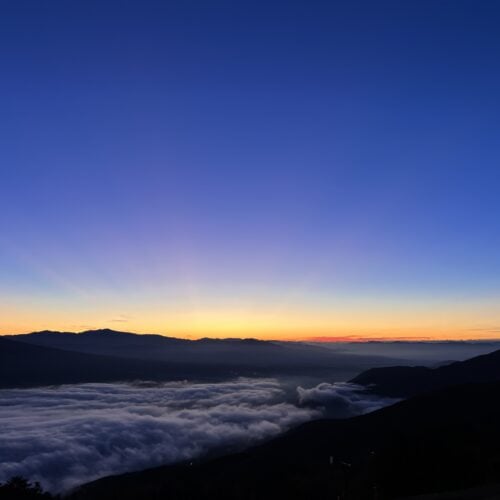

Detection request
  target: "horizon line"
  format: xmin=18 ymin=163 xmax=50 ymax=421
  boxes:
xmin=3 ymin=328 xmax=500 ymax=344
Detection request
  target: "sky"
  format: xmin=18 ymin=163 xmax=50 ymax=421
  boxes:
xmin=1 ymin=0 xmax=499 ymax=339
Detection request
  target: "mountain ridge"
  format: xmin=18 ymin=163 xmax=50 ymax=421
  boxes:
xmin=5 ymin=329 xmax=404 ymax=381
xmin=351 ymin=346 xmax=500 ymax=397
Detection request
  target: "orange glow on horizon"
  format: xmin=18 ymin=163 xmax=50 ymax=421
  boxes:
xmin=2 ymin=325 xmax=500 ymax=343
xmin=2 ymin=291 xmax=500 ymax=341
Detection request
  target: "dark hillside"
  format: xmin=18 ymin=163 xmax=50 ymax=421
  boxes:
xmin=352 ymin=348 xmax=500 ymax=397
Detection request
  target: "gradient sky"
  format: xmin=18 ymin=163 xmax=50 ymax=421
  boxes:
xmin=1 ymin=1 xmax=500 ymax=339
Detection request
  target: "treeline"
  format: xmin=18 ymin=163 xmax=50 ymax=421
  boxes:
xmin=0 ymin=477 xmax=55 ymax=500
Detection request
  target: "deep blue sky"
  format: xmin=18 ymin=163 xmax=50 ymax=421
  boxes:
xmin=1 ymin=1 xmax=499 ymax=338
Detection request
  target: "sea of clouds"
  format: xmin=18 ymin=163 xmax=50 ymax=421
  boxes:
xmin=298 ymin=381 xmax=398 ymax=418
xmin=0 ymin=379 xmax=396 ymax=493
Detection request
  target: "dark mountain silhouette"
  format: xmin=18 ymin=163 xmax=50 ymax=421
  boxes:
xmin=3 ymin=335 xmax=347 ymax=388
xmin=0 ymin=336 xmax=236 ymax=388
xmin=69 ymin=381 xmax=500 ymax=500
xmin=1 ymin=333 xmax=394 ymax=388
xmin=4 ymin=329 xmax=342 ymax=366
xmin=351 ymin=347 xmax=500 ymax=397
xmin=4 ymin=329 xmax=404 ymax=381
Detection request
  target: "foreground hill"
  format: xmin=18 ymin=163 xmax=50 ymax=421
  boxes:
xmin=351 ymin=347 xmax=500 ymax=397
xmin=71 ymin=381 xmax=500 ymax=500
xmin=5 ymin=329 xmax=403 ymax=380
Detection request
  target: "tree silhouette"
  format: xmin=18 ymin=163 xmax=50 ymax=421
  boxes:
xmin=0 ymin=477 xmax=54 ymax=499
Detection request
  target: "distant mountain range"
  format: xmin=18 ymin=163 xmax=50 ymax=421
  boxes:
xmin=1 ymin=329 xmax=406 ymax=387
xmin=4 ymin=328 xmax=500 ymax=389
xmin=315 ymin=339 xmax=500 ymax=364
xmin=0 ymin=335 xmax=233 ymax=388
xmin=5 ymin=329 xmax=328 ymax=367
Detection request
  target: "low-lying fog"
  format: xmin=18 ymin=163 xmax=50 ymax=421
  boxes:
xmin=310 ymin=341 xmax=500 ymax=364
xmin=0 ymin=378 xmax=396 ymax=493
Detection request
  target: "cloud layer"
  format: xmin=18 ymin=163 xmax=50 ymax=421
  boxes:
xmin=0 ymin=379 xmax=317 ymax=493
xmin=0 ymin=379 xmax=395 ymax=493
xmin=298 ymin=382 xmax=399 ymax=418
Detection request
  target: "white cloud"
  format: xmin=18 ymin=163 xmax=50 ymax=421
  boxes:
xmin=0 ymin=379 xmax=397 ymax=494
xmin=0 ymin=379 xmax=317 ymax=493
xmin=297 ymin=382 xmax=399 ymax=417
